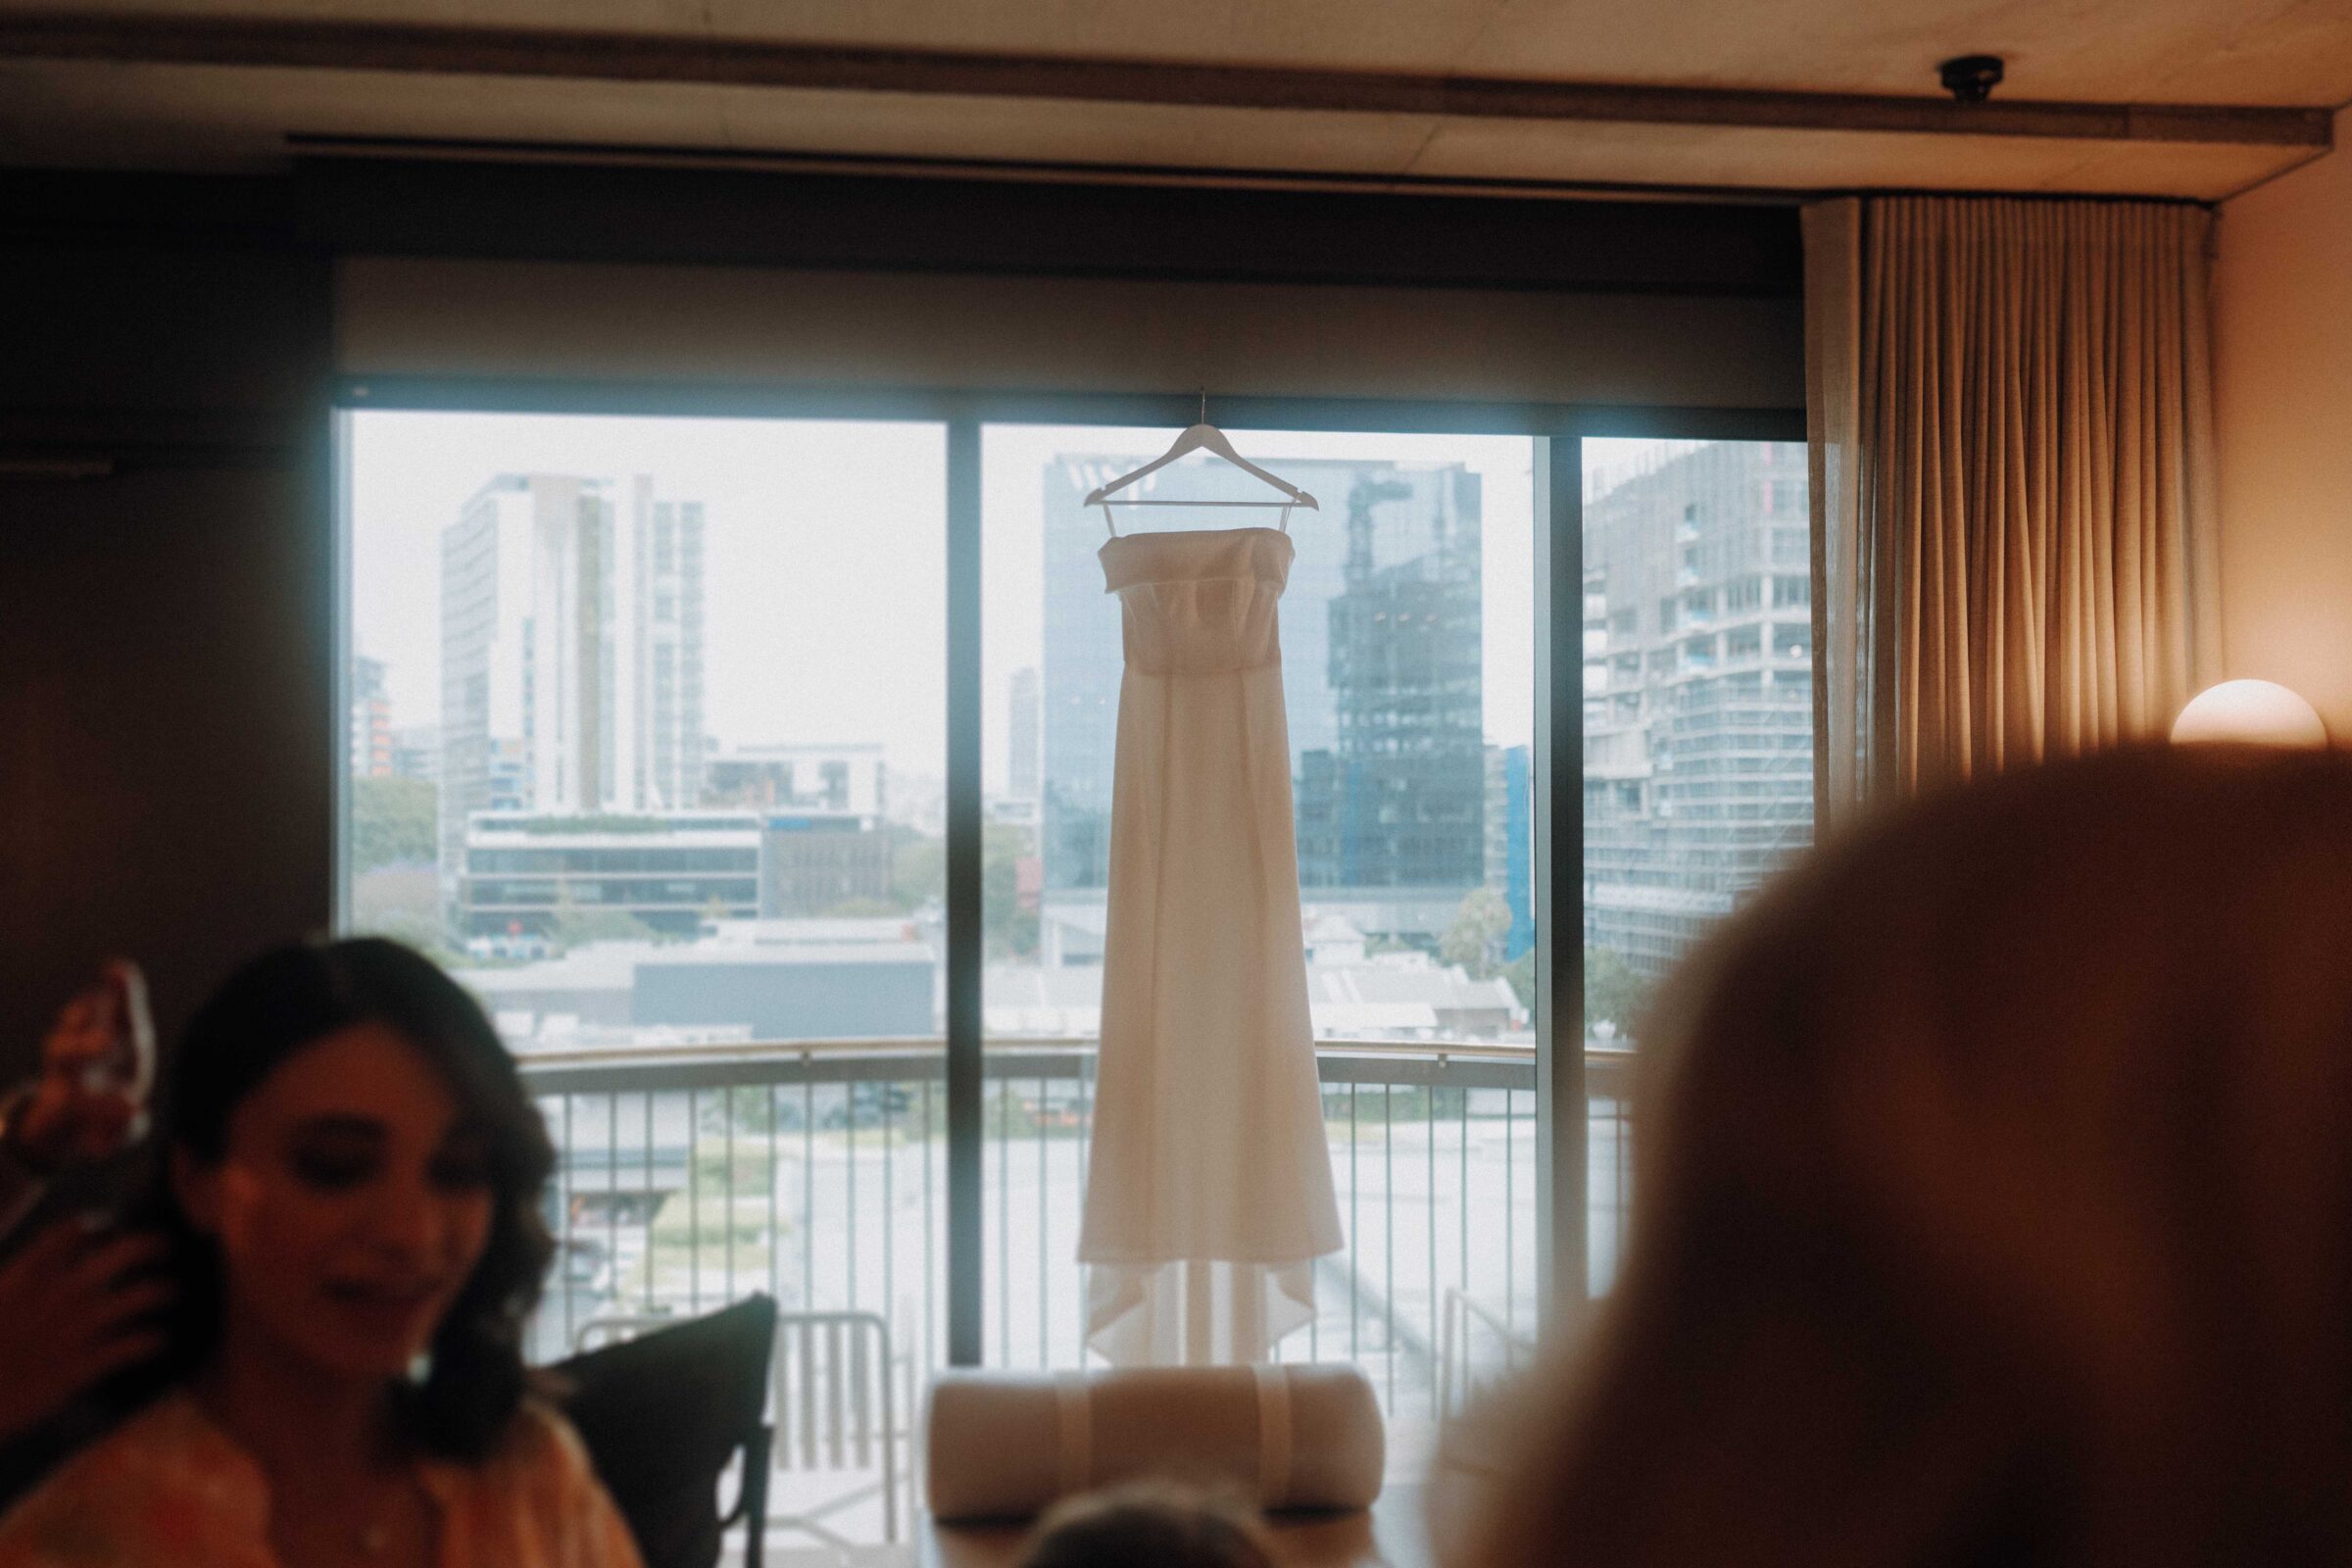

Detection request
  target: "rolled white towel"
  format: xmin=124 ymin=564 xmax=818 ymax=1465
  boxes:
xmin=924 ymin=1363 xmax=1385 ymax=1523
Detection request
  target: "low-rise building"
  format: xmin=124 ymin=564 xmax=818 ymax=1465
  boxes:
xmin=758 ymin=811 xmax=893 ymax=915
xmin=455 ymin=918 xmax=938 ymax=1050
xmin=459 ymin=811 xmax=760 ymax=940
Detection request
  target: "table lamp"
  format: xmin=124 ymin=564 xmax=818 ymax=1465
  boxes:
xmin=2170 ymin=679 xmax=2328 ymax=748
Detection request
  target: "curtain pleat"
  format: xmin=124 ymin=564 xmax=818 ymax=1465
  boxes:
xmin=1817 ymin=196 xmax=2220 ymax=796
xmin=1801 ymin=199 xmax=1868 ymax=823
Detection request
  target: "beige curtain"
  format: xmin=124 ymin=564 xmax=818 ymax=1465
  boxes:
xmin=1804 ymin=196 xmax=2222 ymax=806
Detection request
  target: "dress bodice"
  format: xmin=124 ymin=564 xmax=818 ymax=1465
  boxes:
xmin=1099 ymin=527 xmax=1293 ymax=676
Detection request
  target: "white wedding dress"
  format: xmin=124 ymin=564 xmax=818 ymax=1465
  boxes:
xmin=1077 ymin=526 xmax=1345 ymax=1366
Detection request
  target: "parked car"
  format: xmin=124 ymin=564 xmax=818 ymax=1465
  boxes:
xmin=819 ymin=1081 xmax=914 ymax=1130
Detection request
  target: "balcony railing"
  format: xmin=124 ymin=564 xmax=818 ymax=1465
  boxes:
xmin=519 ymin=1037 xmax=1633 ymax=1537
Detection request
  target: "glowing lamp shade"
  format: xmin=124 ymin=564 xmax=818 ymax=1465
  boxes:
xmin=2170 ymin=680 xmax=2328 ymax=748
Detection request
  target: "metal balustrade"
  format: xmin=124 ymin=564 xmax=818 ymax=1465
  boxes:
xmin=520 ymin=1039 xmax=1633 ymax=1537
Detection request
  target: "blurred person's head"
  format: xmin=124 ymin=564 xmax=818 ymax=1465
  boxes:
xmin=1021 ymin=1482 xmax=1275 ymax=1568
xmin=1467 ymin=745 xmax=2352 ymax=1567
xmin=156 ymin=938 xmax=554 ymax=1458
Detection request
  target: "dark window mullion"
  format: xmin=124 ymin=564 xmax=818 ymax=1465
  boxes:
xmin=1534 ymin=434 xmax=1588 ymax=1326
xmin=945 ymin=418 xmax=986 ymax=1366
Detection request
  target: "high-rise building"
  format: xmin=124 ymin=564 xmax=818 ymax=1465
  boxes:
xmin=1039 ymin=452 xmax=1483 ymax=899
xmin=1485 ymin=744 xmax=1534 ymax=962
xmin=1580 ymin=442 xmax=1813 ymax=978
xmin=350 ymin=654 xmax=394 ymax=778
xmin=1296 ymin=468 xmax=1485 ymax=892
xmin=389 ymin=724 xmax=440 ymax=783
xmin=439 ymin=472 xmax=708 ymax=892
xmin=637 ymin=479 xmax=709 ymax=817
xmin=440 ymin=479 xmax=533 ymax=886
xmin=1006 ymin=666 xmax=1041 ymax=803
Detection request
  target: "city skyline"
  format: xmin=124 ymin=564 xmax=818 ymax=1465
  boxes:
xmin=343 ymin=415 xmax=1567 ymax=971
xmin=350 ymin=415 xmax=1534 ymax=794
xmin=347 ymin=412 xmax=950 ymax=781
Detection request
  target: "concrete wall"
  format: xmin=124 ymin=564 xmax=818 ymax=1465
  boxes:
xmin=2213 ymin=115 xmax=2352 ymax=737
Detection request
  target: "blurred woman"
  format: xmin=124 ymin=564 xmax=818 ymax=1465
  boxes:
xmin=1462 ymin=746 xmax=2352 ymax=1567
xmin=0 ymin=963 xmax=171 ymax=1507
xmin=0 ymin=939 xmax=639 ymax=1568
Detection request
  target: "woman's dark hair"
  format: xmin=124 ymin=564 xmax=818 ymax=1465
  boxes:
xmin=1466 ymin=746 xmax=2352 ymax=1567
xmin=154 ymin=937 xmax=555 ymax=1460
xmin=1020 ymin=1483 xmax=1275 ymax=1568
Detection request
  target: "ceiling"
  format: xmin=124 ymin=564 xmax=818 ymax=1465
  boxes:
xmin=4 ymin=0 xmax=2348 ymax=200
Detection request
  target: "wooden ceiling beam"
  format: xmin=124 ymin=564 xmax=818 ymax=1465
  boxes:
xmin=0 ymin=12 xmax=2331 ymax=149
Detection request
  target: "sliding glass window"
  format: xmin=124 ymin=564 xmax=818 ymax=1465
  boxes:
xmin=1578 ymin=438 xmax=1816 ymax=1294
xmin=338 ymin=398 xmax=1807 ymax=1540
xmin=978 ymin=425 xmax=1541 ymax=1473
xmin=340 ymin=410 xmax=952 ymax=1423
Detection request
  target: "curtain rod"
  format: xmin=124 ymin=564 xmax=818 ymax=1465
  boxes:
xmin=3 ymin=14 xmax=2330 ymax=150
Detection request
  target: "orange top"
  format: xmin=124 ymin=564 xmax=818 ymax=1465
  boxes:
xmin=0 ymin=1392 xmax=643 ymax=1568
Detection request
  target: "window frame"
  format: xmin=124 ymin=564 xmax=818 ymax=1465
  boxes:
xmin=330 ymin=374 xmax=1805 ymax=1360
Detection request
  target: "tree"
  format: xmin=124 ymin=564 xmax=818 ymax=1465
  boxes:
xmin=350 ymin=775 xmax=436 ymax=874
xmin=994 ymin=905 xmax=1041 ymax=958
xmin=351 ymin=864 xmax=463 ymax=964
xmin=1584 ymin=946 xmax=1647 ymax=1035
xmin=891 ymin=833 xmax=945 ymax=910
xmin=1440 ymin=887 xmax=1514 ymax=977
xmin=824 ymin=897 xmax=904 ymax=918
xmin=1494 ymin=946 xmax=1648 ymax=1035
xmin=1500 ymin=949 xmax=1536 ymax=1013
xmin=888 ymin=823 xmax=1040 ymax=952
xmin=983 ymin=820 xmax=1041 ymax=957
xmin=549 ymin=888 xmax=656 ymax=952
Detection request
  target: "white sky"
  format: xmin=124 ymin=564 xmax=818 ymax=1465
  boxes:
xmin=1584 ymin=436 xmax=1712 ymax=499
xmin=346 ymin=414 xmax=1553 ymax=790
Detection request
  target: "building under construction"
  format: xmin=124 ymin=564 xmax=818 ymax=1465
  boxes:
xmin=1581 ymin=441 xmax=1815 ymax=980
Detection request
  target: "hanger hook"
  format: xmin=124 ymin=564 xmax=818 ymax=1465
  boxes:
xmin=1199 ymin=387 xmax=1207 ymax=425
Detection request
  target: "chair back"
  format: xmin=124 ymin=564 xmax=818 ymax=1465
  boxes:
xmin=771 ymin=1309 xmax=899 ymax=1525
xmin=559 ymin=1295 xmax=778 ymax=1568
xmin=572 ymin=1313 xmax=678 ymax=1353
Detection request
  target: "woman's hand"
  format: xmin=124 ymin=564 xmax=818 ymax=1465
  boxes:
xmin=5 ymin=961 xmax=154 ymax=1176
xmin=0 ymin=1221 xmax=172 ymax=1447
